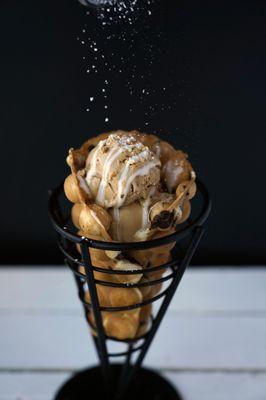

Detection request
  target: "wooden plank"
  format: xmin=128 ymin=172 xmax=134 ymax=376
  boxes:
xmin=0 ymin=372 xmax=69 ymax=400
xmin=176 ymin=267 xmax=266 ymax=313
xmin=1 ymin=267 xmax=266 ymax=312
xmin=0 ymin=268 xmax=78 ymax=311
xmin=1 ymin=313 xmax=266 ymax=370
xmin=165 ymin=371 xmax=266 ymax=400
xmin=146 ymin=313 xmax=266 ymax=369
xmin=1 ymin=371 xmax=266 ymax=400
xmin=1 ymin=268 xmax=265 ymax=399
xmin=0 ymin=313 xmax=97 ymax=369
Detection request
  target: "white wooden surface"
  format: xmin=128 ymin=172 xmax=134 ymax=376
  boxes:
xmin=0 ymin=267 xmax=266 ymax=399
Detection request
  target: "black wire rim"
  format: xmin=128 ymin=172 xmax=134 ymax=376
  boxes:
xmin=58 ymin=240 xmax=182 ymax=276
xmin=48 ymin=179 xmax=211 ymax=249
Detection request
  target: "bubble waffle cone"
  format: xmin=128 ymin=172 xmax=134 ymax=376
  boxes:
xmin=76 ymin=230 xmax=144 ymax=339
xmin=88 ymin=309 xmax=140 ymax=340
xmin=64 ymin=130 xmax=196 ymax=340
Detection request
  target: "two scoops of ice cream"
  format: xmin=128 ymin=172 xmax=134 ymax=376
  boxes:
xmin=64 ymin=130 xmax=196 ymax=340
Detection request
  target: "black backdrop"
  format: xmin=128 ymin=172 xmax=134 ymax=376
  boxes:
xmin=1 ymin=0 xmax=265 ymax=265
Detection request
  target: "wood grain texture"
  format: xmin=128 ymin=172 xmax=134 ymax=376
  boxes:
xmin=1 ymin=267 xmax=266 ymax=312
xmin=0 ymin=267 xmax=265 ymax=399
xmin=1 ymin=313 xmax=265 ymax=370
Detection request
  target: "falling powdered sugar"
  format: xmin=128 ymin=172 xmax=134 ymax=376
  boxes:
xmin=77 ymin=0 xmax=187 ymax=133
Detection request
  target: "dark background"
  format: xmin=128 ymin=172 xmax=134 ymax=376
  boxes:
xmin=1 ymin=0 xmax=265 ymax=265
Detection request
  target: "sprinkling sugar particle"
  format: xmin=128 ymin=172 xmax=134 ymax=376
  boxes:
xmin=80 ymin=0 xmax=164 ymax=125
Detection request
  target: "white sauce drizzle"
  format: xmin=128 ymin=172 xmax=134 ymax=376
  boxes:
xmin=191 ymin=170 xmax=196 ymax=179
xmin=116 ymin=160 xmax=160 ymax=208
xmin=113 ymin=207 xmax=120 ymax=241
xmin=77 ymin=174 xmax=91 ymax=196
xmin=91 ymin=210 xmax=105 ymax=230
xmin=85 ymin=145 xmax=102 ymax=183
xmin=141 ymin=186 xmax=156 ymax=230
xmin=116 ymin=162 xmax=130 ymax=207
xmin=96 ymin=146 xmax=124 ymax=205
xmin=165 ymin=162 xmax=183 ymax=192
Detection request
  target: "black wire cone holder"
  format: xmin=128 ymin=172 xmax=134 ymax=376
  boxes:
xmin=48 ymin=179 xmax=211 ymax=400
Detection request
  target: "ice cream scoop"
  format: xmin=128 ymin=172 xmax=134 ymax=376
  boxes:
xmin=85 ymin=132 xmax=161 ymax=209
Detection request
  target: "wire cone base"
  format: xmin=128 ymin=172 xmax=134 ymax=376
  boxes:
xmin=54 ymin=364 xmax=182 ymax=400
xmin=49 ymin=180 xmax=211 ymax=400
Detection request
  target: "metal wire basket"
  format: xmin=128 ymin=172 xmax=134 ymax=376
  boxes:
xmin=48 ymin=179 xmax=211 ymax=400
